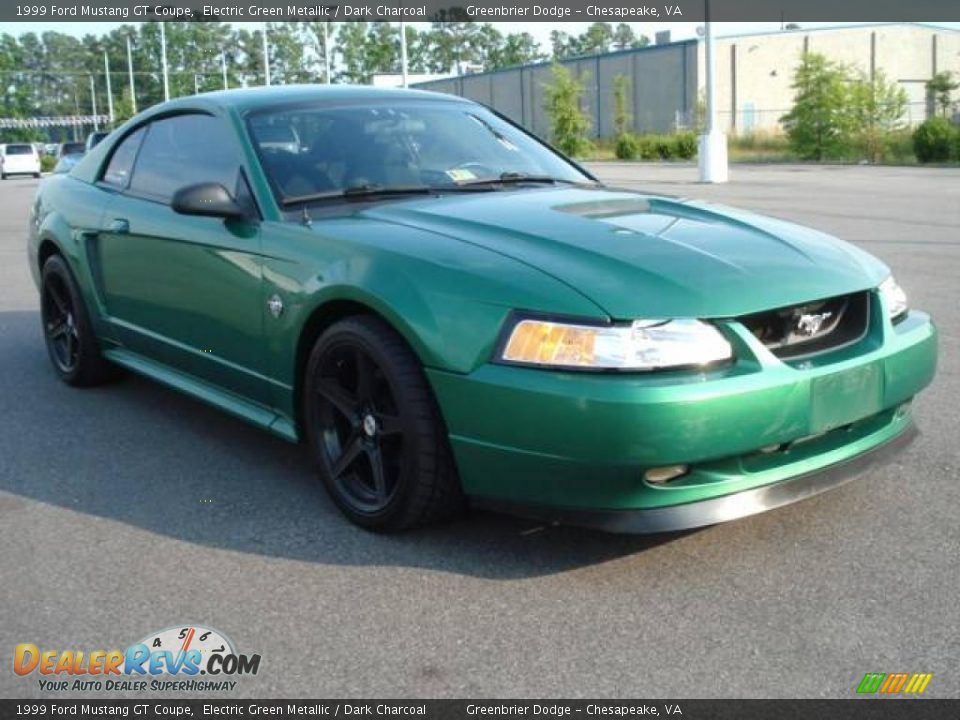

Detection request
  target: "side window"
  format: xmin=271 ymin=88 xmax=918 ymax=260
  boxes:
xmin=128 ymin=114 xmax=240 ymax=203
xmin=102 ymin=126 xmax=146 ymax=188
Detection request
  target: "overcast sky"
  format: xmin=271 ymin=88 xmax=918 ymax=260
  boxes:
xmin=9 ymin=21 xmax=960 ymax=47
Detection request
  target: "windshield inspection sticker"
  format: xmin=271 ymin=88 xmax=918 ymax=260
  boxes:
xmin=445 ymin=168 xmax=478 ymax=183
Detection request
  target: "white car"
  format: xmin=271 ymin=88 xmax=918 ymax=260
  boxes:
xmin=1 ymin=143 xmax=42 ymax=179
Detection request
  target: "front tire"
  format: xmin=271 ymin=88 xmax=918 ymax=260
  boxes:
xmin=40 ymin=254 xmax=113 ymax=387
xmin=304 ymin=316 xmax=464 ymax=531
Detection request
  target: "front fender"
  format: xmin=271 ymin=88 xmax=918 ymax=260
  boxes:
xmin=258 ymin=216 xmax=607 ymax=396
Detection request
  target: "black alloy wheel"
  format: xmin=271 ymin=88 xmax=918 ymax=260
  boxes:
xmin=42 ymin=270 xmax=80 ymax=374
xmin=40 ymin=254 xmax=113 ymax=387
xmin=305 ymin=316 xmax=463 ymax=531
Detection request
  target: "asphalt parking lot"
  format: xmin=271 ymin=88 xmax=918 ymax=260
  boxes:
xmin=1 ymin=163 xmax=957 ymax=699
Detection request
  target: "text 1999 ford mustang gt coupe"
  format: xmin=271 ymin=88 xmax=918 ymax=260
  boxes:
xmin=29 ymin=86 xmax=937 ymax=532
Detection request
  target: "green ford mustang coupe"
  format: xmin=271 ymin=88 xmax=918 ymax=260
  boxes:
xmin=28 ymin=86 xmax=937 ymax=532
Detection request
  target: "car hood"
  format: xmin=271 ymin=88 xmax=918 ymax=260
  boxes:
xmin=363 ymin=187 xmax=888 ymax=319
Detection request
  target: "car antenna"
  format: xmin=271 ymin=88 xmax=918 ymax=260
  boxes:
xmin=300 ymin=206 xmax=312 ymax=227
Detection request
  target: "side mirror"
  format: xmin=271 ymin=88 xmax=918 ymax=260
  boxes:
xmin=171 ymin=182 xmax=246 ymax=220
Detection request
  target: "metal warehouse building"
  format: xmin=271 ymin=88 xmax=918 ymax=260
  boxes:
xmin=413 ymin=23 xmax=960 ymax=138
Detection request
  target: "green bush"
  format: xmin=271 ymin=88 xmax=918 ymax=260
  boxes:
xmin=611 ymin=132 xmax=699 ymax=161
xmin=912 ymin=117 xmax=956 ymax=163
xmin=40 ymin=155 xmax=56 ymax=173
xmin=637 ymin=134 xmax=659 ymax=160
xmin=883 ymin=129 xmax=916 ymax=164
xmin=671 ymin=131 xmax=698 ymax=159
xmin=653 ymin=135 xmax=674 ymax=159
xmin=543 ymin=63 xmax=593 ymax=158
xmin=614 ymin=133 xmax=639 ymax=160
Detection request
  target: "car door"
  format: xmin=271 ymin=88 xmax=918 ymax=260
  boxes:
xmin=92 ymin=112 xmax=271 ymax=405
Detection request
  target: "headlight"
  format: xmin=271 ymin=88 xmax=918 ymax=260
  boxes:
xmin=498 ymin=316 xmax=733 ymax=371
xmin=879 ymin=275 xmax=908 ymax=320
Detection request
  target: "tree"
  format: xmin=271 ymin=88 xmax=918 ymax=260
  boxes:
xmin=579 ymin=22 xmax=614 ymax=55
xmin=365 ymin=21 xmax=400 ymax=76
xmin=848 ymin=70 xmax=908 ymax=161
xmin=301 ymin=22 xmax=336 ymax=83
xmin=403 ymin=25 xmax=430 ymax=73
xmin=926 ymin=71 xmax=959 ymax=117
xmin=612 ymin=74 xmax=631 ymax=137
xmin=335 ymin=22 xmax=370 ymax=83
xmin=612 ymin=24 xmax=649 ymax=50
xmin=781 ymin=52 xmax=852 ymax=160
xmin=496 ymin=33 xmax=545 ymax=68
xmin=266 ymin=23 xmax=314 ymax=85
xmin=428 ymin=21 xmax=481 ymax=74
xmin=473 ymin=24 xmax=504 ymax=70
xmin=549 ymin=31 xmax=579 ymax=60
xmin=543 ymin=63 xmax=592 ymax=157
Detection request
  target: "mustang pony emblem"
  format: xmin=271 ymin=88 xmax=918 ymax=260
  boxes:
xmin=795 ymin=311 xmax=833 ymax=337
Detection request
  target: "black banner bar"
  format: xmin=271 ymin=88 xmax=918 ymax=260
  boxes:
xmin=2 ymin=700 xmax=959 ymax=720
xmin=4 ymin=0 xmax=960 ymax=23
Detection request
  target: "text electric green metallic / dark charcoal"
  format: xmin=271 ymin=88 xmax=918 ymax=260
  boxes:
xmin=28 ymin=86 xmax=937 ymax=532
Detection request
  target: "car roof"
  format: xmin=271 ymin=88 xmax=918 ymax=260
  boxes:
xmin=151 ymin=84 xmax=468 ymax=115
xmin=68 ymin=85 xmax=478 ymax=185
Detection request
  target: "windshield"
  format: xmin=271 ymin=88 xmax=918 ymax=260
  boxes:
xmin=62 ymin=143 xmax=85 ymax=156
xmin=5 ymin=144 xmax=33 ymax=155
xmin=247 ymin=100 xmax=594 ymax=204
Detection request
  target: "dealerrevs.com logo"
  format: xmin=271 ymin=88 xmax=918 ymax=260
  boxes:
xmin=13 ymin=625 xmax=261 ymax=693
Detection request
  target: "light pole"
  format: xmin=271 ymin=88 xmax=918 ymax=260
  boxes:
xmin=698 ymin=0 xmax=728 ymax=183
xmin=400 ymin=21 xmax=408 ymax=88
xmin=89 ymin=75 xmax=98 ymax=132
xmin=126 ymin=35 xmax=137 ymax=115
xmin=103 ymin=50 xmax=114 ymax=126
xmin=323 ymin=22 xmax=331 ymax=84
xmin=221 ymin=52 xmax=228 ymax=90
xmin=262 ymin=24 xmax=271 ymax=86
xmin=160 ymin=22 xmax=170 ymax=101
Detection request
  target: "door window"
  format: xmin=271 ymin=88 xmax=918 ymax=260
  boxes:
xmin=128 ymin=114 xmax=240 ymax=203
xmin=102 ymin=127 xmax=146 ymax=188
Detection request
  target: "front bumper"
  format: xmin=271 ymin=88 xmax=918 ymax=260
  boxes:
xmin=476 ymin=422 xmax=918 ymax=533
xmin=427 ymin=301 xmax=937 ymax=528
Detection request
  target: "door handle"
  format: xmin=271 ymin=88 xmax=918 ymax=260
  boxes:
xmin=107 ymin=218 xmax=130 ymax=234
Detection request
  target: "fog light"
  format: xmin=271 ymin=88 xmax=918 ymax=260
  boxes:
xmin=644 ymin=465 xmax=688 ymax=485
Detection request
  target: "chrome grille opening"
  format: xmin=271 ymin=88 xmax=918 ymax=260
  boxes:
xmin=739 ymin=291 xmax=870 ymax=359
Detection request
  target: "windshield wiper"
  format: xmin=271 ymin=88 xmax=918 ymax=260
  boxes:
xmin=281 ymin=182 xmax=496 ymax=207
xmin=457 ymin=172 xmax=590 ymax=188
xmin=281 ymin=184 xmax=434 ymax=207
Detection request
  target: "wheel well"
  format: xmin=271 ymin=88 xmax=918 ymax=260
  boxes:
xmin=38 ymin=239 xmax=61 ymax=272
xmin=293 ymin=300 xmax=397 ymax=439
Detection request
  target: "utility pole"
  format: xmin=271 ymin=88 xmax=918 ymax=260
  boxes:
xmin=222 ymin=51 xmax=229 ymax=90
xmin=323 ymin=22 xmax=331 ymax=84
xmin=89 ymin=75 xmax=98 ymax=132
xmin=160 ymin=22 xmax=170 ymax=101
xmin=103 ymin=50 xmax=114 ymax=126
xmin=262 ymin=24 xmax=271 ymax=85
xmin=698 ymin=0 xmax=728 ymax=183
xmin=400 ymin=21 xmax=408 ymax=88
xmin=126 ymin=35 xmax=137 ymax=115
xmin=194 ymin=74 xmax=200 ymax=95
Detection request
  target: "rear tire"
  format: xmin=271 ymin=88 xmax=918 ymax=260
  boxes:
xmin=40 ymin=254 xmax=113 ymax=387
xmin=304 ymin=315 xmax=464 ymax=531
